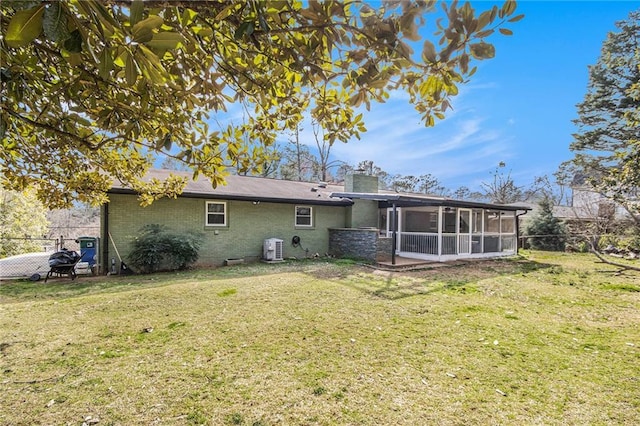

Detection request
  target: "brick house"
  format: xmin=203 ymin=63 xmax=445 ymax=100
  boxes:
xmin=101 ymin=170 xmax=530 ymax=271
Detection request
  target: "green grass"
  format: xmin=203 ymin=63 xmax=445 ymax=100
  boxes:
xmin=1 ymin=252 xmax=639 ymax=425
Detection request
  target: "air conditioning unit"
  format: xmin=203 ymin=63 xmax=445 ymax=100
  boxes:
xmin=263 ymin=238 xmax=283 ymax=262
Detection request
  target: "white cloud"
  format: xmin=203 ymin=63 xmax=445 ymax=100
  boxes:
xmin=330 ymin=100 xmax=512 ymax=185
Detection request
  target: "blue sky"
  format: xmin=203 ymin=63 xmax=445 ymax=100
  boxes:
xmin=317 ymin=1 xmax=640 ymax=192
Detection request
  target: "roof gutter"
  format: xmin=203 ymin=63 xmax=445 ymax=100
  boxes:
xmin=107 ymin=188 xmax=353 ymax=207
xmin=330 ymin=192 xmax=532 ymax=212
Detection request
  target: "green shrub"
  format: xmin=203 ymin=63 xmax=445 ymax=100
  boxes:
xmin=618 ymin=234 xmax=640 ymax=252
xmin=599 ymin=234 xmax=619 ymax=249
xmin=127 ymin=224 xmax=203 ymax=274
xmin=525 ymin=197 xmax=566 ymax=251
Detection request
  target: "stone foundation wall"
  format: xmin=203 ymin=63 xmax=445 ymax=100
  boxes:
xmin=329 ymin=228 xmax=389 ymax=262
xmin=376 ymin=236 xmax=393 ymax=262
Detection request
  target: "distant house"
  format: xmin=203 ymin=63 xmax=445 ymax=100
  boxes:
xmin=101 ymin=170 xmax=530 ymax=271
xmin=553 ymin=185 xmax=634 ymax=223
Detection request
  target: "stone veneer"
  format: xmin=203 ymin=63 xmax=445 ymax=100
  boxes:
xmin=329 ymin=228 xmax=390 ymax=262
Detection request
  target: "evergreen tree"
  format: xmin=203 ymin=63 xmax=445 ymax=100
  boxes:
xmin=525 ymin=197 xmax=566 ymax=251
xmin=564 ymin=10 xmax=640 ymax=212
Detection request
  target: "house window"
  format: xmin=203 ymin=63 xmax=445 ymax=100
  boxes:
xmin=206 ymin=201 xmax=226 ymax=226
xmin=295 ymin=206 xmax=313 ymax=227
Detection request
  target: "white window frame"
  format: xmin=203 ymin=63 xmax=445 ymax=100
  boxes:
xmin=205 ymin=201 xmax=227 ymax=227
xmin=295 ymin=205 xmax=313 ymax=227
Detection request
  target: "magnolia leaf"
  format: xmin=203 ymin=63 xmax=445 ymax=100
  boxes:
xmin=114 ymin=47 xmax=128 ymax=67
xmin=126 ymin=54 xmax=138 ymax=86
xmin=460 ymin=53 xmax=470 ymax=74
xmin=5 ymin=5 xmax=45 ymax=47
xmin=191 ymin=26 xmax=213 ymax=37
xmin=499 ymin=28 xmax=513 ymax=36
xmin=132 ymin=27 xmax=153 ymax=44
xmin=66 ymin=53 xmax=82 ymax=67
xmin=43 ymin=2 xmax=69 ymax=43
xmin=181 ymin=9 xmax=198 ymax=26
xmin=477 ymin=10 xmax=493 ymax=30
xmin=132 ymin=15 xmax=164 ymax=43
xmin=427 ymin=115 xmax=435 ymax=127
xmin=63 ymin=29 xmax=83 ymax=53
xmin=469 ymin=42 xmax=495 ymax=59
xmin=502 ymin=0 xmax=517 ymax=17
xmin=476 ymin=29 xmax=494 ymax=38
xmin=133 ymin=15 xmax=164 ymax=31
xmin=130 ymin=0 xmax=144 ymax=25
xmin=147 ymin=32 xmax=184 ymax=51
xmin=508 ymin=14 xmax=525 ymax=23
xmin=234 ymin=21 xmax=254 ymax=40
xmin=422 ymin=39 xmax=437 ymax=63
xmin=160 ymin=133 xmax=172 ymax=151
xmin=86 ymin=1 xmax=119 ymax=29
xmin=215 ymin=4 xmax=239 ymax=21
xmin=446 ymin=82 xmax=458 ymax=96
xmin=99 ymin=48 xmax=113 ymax=79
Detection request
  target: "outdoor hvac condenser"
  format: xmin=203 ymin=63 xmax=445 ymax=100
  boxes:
xmin=263 ymin=238 xmax=283 ymax=261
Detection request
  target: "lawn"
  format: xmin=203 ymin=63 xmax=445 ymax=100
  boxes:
xmin=1 ymin=251 xmax=638 ymax=425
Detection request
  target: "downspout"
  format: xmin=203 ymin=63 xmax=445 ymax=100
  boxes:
xmin=516 ymin=209 xmax=529 ymax=254
xmin=102 ymin=202 xmax=109 ymax=275
xmin=391 ymin=203 xmax=397 ymax=265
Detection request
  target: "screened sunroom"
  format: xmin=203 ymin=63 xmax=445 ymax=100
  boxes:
xmin=330 ymin=175 xmax=530 ymax=264
xmin=380 ymin=205 xmax=522 ymax=261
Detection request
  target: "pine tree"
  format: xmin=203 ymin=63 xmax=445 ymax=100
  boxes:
xmin=565 ymin=11 xmax=640 ymax=208
xmin=525 ymin=197 xmax=566 ymax=251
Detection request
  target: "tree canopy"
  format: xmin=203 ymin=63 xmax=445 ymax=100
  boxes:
xmin=0 ymin=188 xmax=50 ymax=257
xmin=563 ymin=10 xmax=640 ymax=213
xmin=1 ymin=0 xmax=522 ymax=208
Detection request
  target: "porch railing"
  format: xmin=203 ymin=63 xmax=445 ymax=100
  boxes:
xmin=396 ymin=232 xmax=517 ymax=256
xmin=442 ymin=235 xmax=457 ymax=255
xmin=399 ymin=232 xmax=438 ymax=255
xmin=502 ymin=235 xmax=516 ymax=251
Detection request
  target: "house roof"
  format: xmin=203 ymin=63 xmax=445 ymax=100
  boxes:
xmin=108 ymin=169 xmax=352 ymax=206
xmin=330 ymin=191 xmax=532 ymax=212
xmin=109 ymin=169 xmax=532 ymax=211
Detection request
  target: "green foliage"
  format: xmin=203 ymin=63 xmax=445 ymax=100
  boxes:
xmin=0 ymin=1 xmax=522 ymax=208
xmin=563 ymin=10 xmax=640 ymax=212
xmin=0 ymin=187 xmax=49 ymax=257
xmin=127 ymin=224 xmax=203 ymax=274
xmin=525 ymin=197 xmax=566 ymax=251
xmin=619 ymin=233 xmax=640 ymax=252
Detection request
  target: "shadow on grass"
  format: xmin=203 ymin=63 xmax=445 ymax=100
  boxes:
xmin=0 ymin=257 xmax=554 ymax=303
xmin=334 ymin=257 xmax=555 ymax=301
xmin=0 ymin=273 xmax=190 ymax=303
xmin=0 ymin=258 xmax=360 ymax=303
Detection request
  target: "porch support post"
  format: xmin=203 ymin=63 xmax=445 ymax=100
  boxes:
xmin=437 ymin=206 xmax=443 ymax=258
xmin=391 ymin=203 xmax=397 ymax=265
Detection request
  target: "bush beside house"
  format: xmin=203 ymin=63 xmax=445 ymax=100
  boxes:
xmin=127 ymin=224 xmax=203 ymax=273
